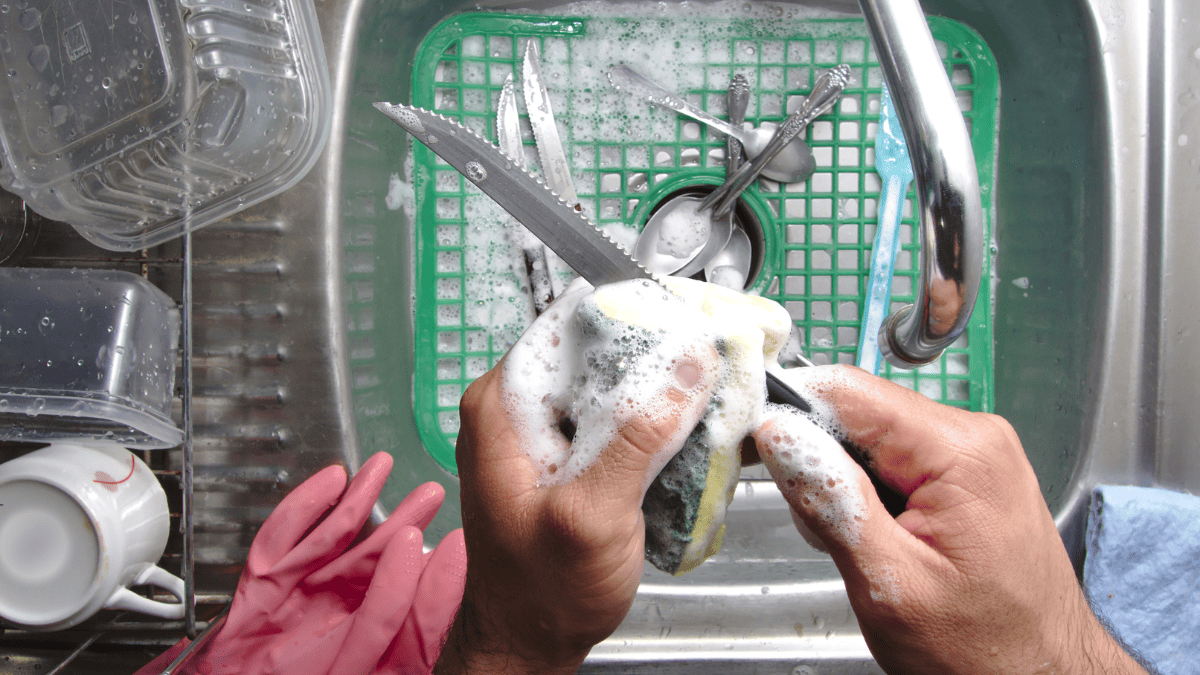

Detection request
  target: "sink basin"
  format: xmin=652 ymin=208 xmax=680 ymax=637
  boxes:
xmin=336 ymin=0 xmax=1051 ymax=672
xmin=331 ymin=0 xmax=1200 ymax=671
xmin=4 ymin=0 xmax=1198 ymax=672
xmin=334 ymin=0 xmax=1191 ymax=671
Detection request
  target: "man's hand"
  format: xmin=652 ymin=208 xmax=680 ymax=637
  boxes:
xmin=438 ymin=346 xmax=716 ymax=675
xmin=755 ymin=365 xmax=1149 ymax=675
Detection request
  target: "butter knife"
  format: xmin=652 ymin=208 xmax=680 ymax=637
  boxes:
xmin=498 ymin=74 xmax=555 ymax=314
xmin=522 ymin=41 xmax=579 ymax=208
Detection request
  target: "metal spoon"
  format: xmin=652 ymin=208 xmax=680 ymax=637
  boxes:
xmin=704 ymin=225 xmax=753 ymax=289
xmin=701 ymin=64 xmax=851 ymax=217
xmin=632 ymin=193 xmax=729 ymax=276
xmin=667 ymin=74 xmax=753 ymax=279
xmin=607 ymin=65 xmax=815 ymax=183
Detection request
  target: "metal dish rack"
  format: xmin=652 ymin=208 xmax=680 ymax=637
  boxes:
xmin=1 ymin=209 xmax=243 ymax=673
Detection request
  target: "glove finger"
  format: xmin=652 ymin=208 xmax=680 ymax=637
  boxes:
xmin=389 ymin=481 xmax=447 ymax=532
xmin=273 ymin=453 xmax=394 ymax=577
xmin=246 ymin=464 xmax=347 ymax=575
xmin=304 ymin=481 xmax=446 ymax=589
xmin=412 ymin=529 xmax=467 ymax=667
xmin=381 ymin=529 xmax=467 ymax=675
xmin=335 ymin=526 xmax=425 ymax=675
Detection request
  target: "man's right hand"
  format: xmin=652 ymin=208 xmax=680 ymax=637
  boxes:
xmin=755 ymin=365 xmax=1150 ymax=675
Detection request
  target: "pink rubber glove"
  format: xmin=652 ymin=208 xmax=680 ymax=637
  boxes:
xmin=381 ymin=529 xmax=468 ymax=675
xmin=135 ymin=452 xmax=465 ymax=675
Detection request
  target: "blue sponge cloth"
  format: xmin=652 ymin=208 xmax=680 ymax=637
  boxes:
xmin=1084 ymin=485 xmax=1200 ymax=673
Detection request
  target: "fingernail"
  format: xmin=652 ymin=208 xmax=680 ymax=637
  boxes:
xmin=674 ymin=361 xmax=701 ymax=389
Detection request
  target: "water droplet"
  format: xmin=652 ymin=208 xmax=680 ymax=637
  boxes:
xmin=464 ymin=161 xmax=487 ymax=182
xmin=17 ymin=7 xmax=39 ymax=30
xmin=27 ymin=44 xmax=49 ymax=72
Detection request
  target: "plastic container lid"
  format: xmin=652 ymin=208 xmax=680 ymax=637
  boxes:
xmin=0 ymin=0 xmax=331 ymax=250
xmin=0 ymin=267 xmax=183 ymax=449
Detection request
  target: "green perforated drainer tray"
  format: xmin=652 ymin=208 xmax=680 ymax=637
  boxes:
xmin=409 ymin=12 xmax=998 ymax=474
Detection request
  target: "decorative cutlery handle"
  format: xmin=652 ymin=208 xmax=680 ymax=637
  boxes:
xmin=607 ymin=65 xmax=740 ymax=138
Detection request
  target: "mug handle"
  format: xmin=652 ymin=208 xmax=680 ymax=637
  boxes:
xmin=104 ymin=565 xmax=188 ymax=619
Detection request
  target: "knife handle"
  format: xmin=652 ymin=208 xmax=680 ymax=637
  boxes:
xmin=764 ymin=371 xmax=907 ymax=517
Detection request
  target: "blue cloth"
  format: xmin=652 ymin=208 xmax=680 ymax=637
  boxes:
xmin=1084 ymin=485 xmax=1200 ymax=673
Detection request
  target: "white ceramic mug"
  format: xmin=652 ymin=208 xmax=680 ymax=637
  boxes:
xmin=0 ymin=440 xmax=186 ymax=630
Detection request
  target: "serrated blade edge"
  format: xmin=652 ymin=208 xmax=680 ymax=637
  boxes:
xmin=374 ymin=102 xmax=656 ymax=288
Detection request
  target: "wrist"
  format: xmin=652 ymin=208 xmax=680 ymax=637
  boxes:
xmin=1059 ymin=598 xmax=1152 ymax=675
xmin=434 ymin=597 xmax=590 ymax=675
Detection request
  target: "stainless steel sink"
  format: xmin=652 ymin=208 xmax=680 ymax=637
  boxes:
xmin=3 ymin=0 xmax=1198 ymax=672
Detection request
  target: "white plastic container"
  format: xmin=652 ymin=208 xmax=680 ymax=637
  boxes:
xmin=0 ymin=267 xmax=183 ymax=449
xmin=0 ymin=0 xmax=331 ymax=250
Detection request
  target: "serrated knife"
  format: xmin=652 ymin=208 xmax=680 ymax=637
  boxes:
xmin=522 ymin=41 xmax=579 ymax=207
xmin=373 ymin=102 xmax=653 ymax=287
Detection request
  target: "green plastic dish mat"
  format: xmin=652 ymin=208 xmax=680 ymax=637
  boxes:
xmin=408 ymin=12 xmax=998 ymax=474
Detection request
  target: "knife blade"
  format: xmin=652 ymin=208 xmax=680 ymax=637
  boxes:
xmin=497 ymin=75 xmax=525 ymax=166
xmin=522 ymin=41 xmax=579 ymax=207
xmin=374 ymin=102 xmax=654 ymax=287
xmin=498 ymin=75 xmax=555 ymax=314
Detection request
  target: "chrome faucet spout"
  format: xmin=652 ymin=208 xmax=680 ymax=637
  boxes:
xmin=858 ymin=0 xmax=984 ymax=368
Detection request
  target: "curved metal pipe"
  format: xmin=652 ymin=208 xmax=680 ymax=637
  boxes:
xmin=858 ymin=0 xmax=984 ymax=368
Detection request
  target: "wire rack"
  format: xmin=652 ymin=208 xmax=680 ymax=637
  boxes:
xmin=0 ymin=213 xmax=229 ymax=673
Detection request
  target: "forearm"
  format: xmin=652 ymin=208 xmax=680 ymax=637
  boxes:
xmin=433 ymin=599 xmax=588 ymax=675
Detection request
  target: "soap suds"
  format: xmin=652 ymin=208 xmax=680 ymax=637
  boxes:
xmin=865 ymin=563 xmax=901 ymax=604
xmin=501 ymin=278 xmax=730 ymax=485
xmin=501 ymin=276 xmax=795 ymax=572
xmin=387 ymin=152 xmax=416 ymax=219
xmin=502 ymin=277 xmax=790 ymax=479
xmin=758 ymin=401 xmax=868 ymax=548
xmin=654 ymin=198 xmax=709 ymax=258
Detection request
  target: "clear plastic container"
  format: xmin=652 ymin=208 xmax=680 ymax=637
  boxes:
xmin=0 ymin=0 xmax=331 ymax=250
xmin=0 ymin=267 xmax=183 ymax=449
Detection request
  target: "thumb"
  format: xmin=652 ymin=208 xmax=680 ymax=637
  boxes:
xmin=570 ymin=344 xmax=719 ymax=513
xmin=753 ymin=405 xmax=936 ymax=605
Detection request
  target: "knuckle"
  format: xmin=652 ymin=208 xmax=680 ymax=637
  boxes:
xmin=971 ymin=413 xmax=1020 ymax=449
xmin=616 ymin=414 xmax=674 ymax=459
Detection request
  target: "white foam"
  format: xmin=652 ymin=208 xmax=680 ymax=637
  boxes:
xmin=765 ymin=363 xmax=858 ymax=440
xmin=864 ymin=562 xmax=900 ymax=603
xmin=654 ymin=199 xmax=709 ymax=258
xmin=461 ymin=193 xmax=537 ymax=346
xmin=500 ymin=277 xmax=792 ymax=488
xmin=757 ymin=400 xmax=867 ymax=548
xmin=385 ymin=172 xmax=412 ymax=214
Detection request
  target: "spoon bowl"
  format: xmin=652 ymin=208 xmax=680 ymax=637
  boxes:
xmin=632 ymin=194 xmax=726 ymax=276
xmin=704 ymin=225 xmax=753 ymax=290
xmin=740 ymin=122 xmax=817 ymax=183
